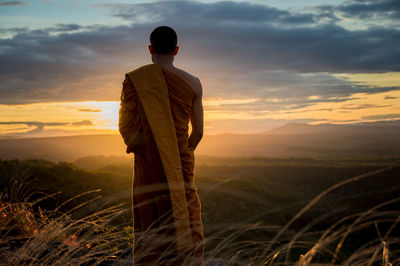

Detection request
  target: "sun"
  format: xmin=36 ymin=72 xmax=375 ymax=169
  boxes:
xmin=70 ymin=101 xmax=121 ymax=131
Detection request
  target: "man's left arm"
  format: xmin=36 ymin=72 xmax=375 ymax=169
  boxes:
xmin=188 ymin=78 xmax=204 ymax=151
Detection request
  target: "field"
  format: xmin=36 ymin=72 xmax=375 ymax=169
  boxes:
xmin=1 ymin=155 xmax=399 ymax=264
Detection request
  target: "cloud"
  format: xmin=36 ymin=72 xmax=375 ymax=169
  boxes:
xmin=0 ymin=1 xmax=25 ymax=6
xmin=337 ymin=0 xmax=400 ymax=20
xmin=362 ymin=113 xmax=400 ymax=120
xmin=78 ymin=108 xmax=101 ymax=112
xmin=315 ymin=0 xmax=400 ymax=29
xmin=0 ymin=26 xmax=28 ymax=35
xmin=384 ymin=96 xmax=399 ymax=100
xmin=0 ymin=120 xmax=93 ymax=135
xmin=101 ymin=1 xmax=400 ymax=73
xmin=341 ymin=104 xmax=391 ymax=110
xmin=47 ymin=23 xmax=83 ymax=32
xmin=71 ymin=120 xmax=92 ymax=126
xmin=99 ymin=1 xmax=316 ymax=25
xmin=0 ymin=24 xmax=83 ymax=34
xmin=0 ymin=1 xmax=399 ymax=106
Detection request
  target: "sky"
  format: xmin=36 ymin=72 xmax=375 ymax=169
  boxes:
xmin=0 ymin=0 xmax=399 ymax=137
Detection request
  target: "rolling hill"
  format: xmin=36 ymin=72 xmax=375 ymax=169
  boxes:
xmin=0 ymin=121 xmax=399 ymax=161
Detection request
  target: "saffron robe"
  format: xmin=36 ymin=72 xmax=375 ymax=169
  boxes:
xmin=119 ymin=63 xmax=204 ymax=265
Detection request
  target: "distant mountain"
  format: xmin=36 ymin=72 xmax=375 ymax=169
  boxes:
xmin=0 ymin=134 xmax=128 ymax=162
xmin=266 ymin=120 xmax=400 ymax=135
xmin=266 ymin=122 xmax=343 ymax=135
xmin=0 ymin=121 xmax=399 ymax=161
xmin=198 ymin=120 xmax=400 ymax=157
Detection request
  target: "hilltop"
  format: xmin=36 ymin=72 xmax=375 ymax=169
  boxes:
xmin=0 ymin=121 xmax=399 ymax=161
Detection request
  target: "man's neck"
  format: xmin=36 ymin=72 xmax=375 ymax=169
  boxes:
xmin=152 ymin=54 xmax=175 ymax=68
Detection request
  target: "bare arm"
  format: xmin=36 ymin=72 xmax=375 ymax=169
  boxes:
xmin=188 ymin=78 xmax=203 ymax=151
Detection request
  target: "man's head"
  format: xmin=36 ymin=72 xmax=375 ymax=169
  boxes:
xmin=149 ymin=26 xmax=179 ymax=56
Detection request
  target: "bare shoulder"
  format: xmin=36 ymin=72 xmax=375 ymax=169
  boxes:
xmin=171 ymin=67 xmax=202 ymax=97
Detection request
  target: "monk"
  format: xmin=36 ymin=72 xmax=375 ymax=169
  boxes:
xmin=118 ymin=26 xmax=205 ymax=265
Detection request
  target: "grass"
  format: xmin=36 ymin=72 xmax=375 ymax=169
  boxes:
xmin=0 ymin=163 xmax=399 ymax=265
xmin=0 ymin=175 xmax=130 ymax=265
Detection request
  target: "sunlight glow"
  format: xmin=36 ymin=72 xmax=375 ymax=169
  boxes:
xmin=0 ymin=88 xmax=399 ymax=137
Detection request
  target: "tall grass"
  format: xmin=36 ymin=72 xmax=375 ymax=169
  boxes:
xmin=0 ymin=165 xmax=399 ymax=265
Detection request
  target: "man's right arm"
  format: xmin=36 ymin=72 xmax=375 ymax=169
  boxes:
xmin=188 ymin=78 xmax=204 ymax=151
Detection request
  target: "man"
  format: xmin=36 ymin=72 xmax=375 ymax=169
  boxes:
xmin=119 ymin=26 xmax=204 ymax=265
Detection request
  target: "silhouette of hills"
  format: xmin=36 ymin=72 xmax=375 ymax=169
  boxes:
xmin=267 ymin=120 xmax=400 ymax=135
xmin=0 ymin=121 xmax=399 ymax=161
xmin=199 ymin=120 xmax=400 ymax=157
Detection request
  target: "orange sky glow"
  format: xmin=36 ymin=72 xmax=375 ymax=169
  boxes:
xmin=1 ymin=72 xmax=399 ymax=137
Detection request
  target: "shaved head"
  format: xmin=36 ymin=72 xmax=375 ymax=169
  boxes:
xmin=150 ymin=26 xmax=178 ymax=54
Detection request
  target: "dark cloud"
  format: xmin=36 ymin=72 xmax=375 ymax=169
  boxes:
xmin=362 ymin=113 xmax=400 ymax=120
xmin=0 ymin=26 xmax=28 ymax=35
xmin=337 ymin=0 xmax=400 ymax=20
xmin=384 ymin=96 xmax=399 ymax=100
xmin=203 ymin=69 xmax=397 ymax=110
xmin=0 ymin=24 xmax=83 ymax=37
xmin=100 ymin=1 xmax=400 ymax=73
xmin=315 ymin=0 xmax=400 ymax=26
xmin=312 ymin=5 xmax=340 ymax=24
xmin=100 ymin=1 xmax=315 ymax=25
xmin=0 ymin=23 xmax=146 ymax=104
xmin=47 ymin=23 xmax=83 ymax=32
xmin=205 ymin=92 xmax=357 ymax=113
xmin=0 ymin=1 xmax=399 ymax=105
xmin=341 ymin=103 xmax=391 ymax=110
xmin=0 ymin=1 xmax=25 ymax=6
xmin=0 ymin=120 xmax=93 ymax=135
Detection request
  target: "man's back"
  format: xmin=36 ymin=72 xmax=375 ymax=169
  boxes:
xmin=160 ymin=65 xmax=202 ymax=97
xmin=118 ymin=26 xmax=204 ymax=265
xmin=159 ymin=66 xmax=204 ymax=151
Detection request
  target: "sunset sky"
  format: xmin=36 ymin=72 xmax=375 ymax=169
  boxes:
xmin=0 ymin=0 xmax=399 ymax=137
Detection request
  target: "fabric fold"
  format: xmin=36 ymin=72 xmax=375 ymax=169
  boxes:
xmin=125 ymin=64 xmax=194 ymax=253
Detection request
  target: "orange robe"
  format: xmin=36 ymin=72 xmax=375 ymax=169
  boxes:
xmin=119 ymin=64 xmax=204 ymax=265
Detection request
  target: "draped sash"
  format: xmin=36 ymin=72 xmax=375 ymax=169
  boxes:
xmin=124 ymin=63 xmax=194 ymax=254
